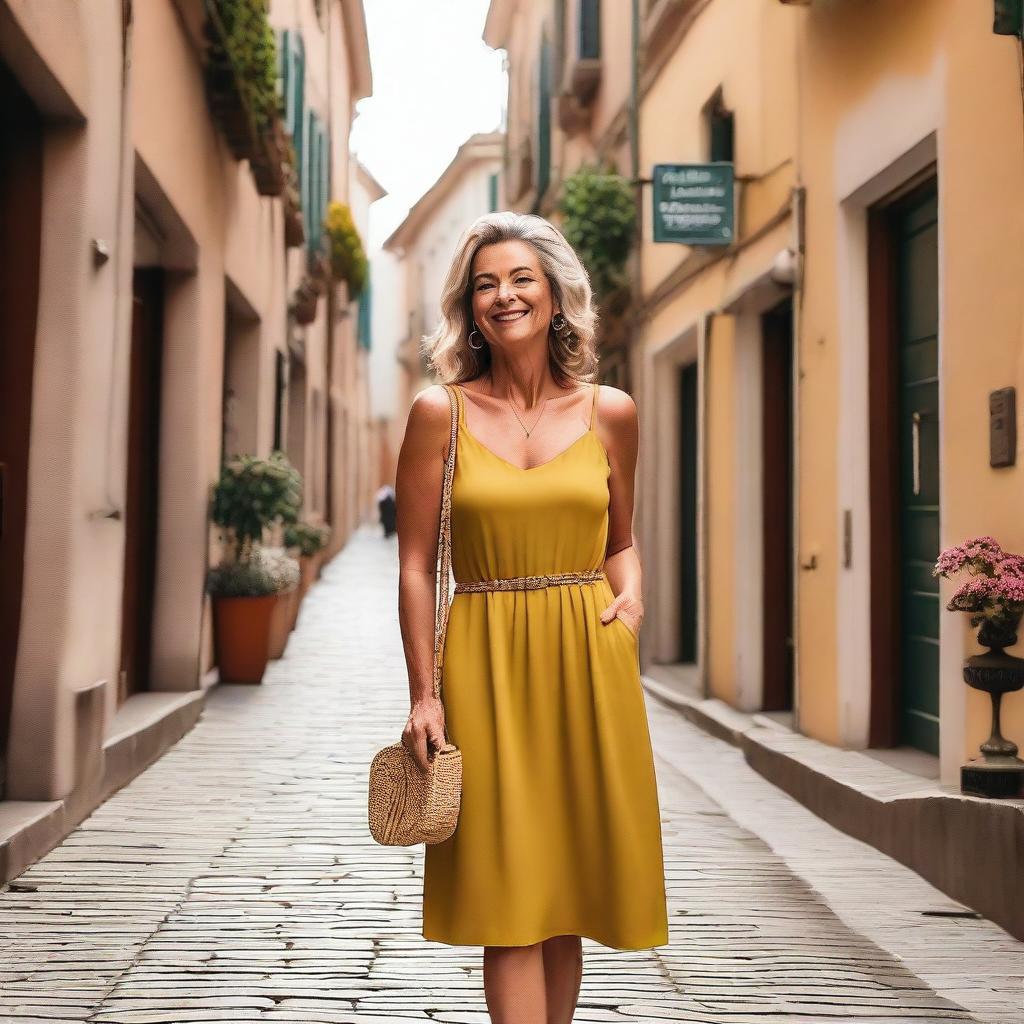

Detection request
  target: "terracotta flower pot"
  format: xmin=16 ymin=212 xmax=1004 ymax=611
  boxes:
xmin=212 ymin=593 xmax=277 ymax=684
xmin=267 ymin=586 xmax=298 ymax=660
xmin=287 ymin=583 xmax=301 ymax=632
xmin=298 ymin=554 xmax=317 ymax=603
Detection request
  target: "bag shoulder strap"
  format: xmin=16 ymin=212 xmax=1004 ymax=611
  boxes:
xmin=432 ymin=384 xmax=459 ymax=707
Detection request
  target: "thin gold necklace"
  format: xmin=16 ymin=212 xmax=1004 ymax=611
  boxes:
xmin=493 ymin=374 xmax=546 ymax=437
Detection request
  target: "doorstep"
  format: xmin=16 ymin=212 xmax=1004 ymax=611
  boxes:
xmin=641 ymin=665 xmax=1024 ymax=942
xmin=0 ymin=688 xmax=206 ymax=883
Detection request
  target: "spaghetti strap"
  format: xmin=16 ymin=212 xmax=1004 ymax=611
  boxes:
xmin=588 ymin=381 xmax=599 ymax=431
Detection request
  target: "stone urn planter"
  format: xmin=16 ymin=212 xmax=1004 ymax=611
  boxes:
xmin=935 ymin=536 xmax=1024 ymax=799
xmin=961 ymin=615 xmax=1024 ymax=798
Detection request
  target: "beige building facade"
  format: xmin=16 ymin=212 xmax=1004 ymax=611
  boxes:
xmin=0 ymin=0 xmax=372 ymax=880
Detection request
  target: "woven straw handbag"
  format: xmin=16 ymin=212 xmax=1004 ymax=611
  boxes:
xmin=368 ymin=383 xmax=463 ymax=846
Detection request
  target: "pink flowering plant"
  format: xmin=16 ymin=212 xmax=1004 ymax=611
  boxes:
xmin=934 ymin=536 xmax=1024 ymax=649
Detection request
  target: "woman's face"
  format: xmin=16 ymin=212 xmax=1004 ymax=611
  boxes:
xmin=469 ymin=239 xmax=558 ymax=350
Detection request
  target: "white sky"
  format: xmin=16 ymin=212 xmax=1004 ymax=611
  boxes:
xmin=351 ymin=0 xmax=507 ymax=250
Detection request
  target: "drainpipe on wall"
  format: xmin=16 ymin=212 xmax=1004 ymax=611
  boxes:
xmin=94 ymin=0 xmax=134 ymax=521
xmin=789 ymin=182 xmax=805 ymax=736
xmin=629 ymin=0 xmax=642 ymax=335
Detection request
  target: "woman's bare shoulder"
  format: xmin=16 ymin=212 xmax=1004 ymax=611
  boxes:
xmin=402 ymin=384 xmax=455 ymax=456
xmin=594 ymin=384 xmax=637 ymax=432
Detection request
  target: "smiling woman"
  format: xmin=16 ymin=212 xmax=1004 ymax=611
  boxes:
xmin=395 ymin=211 xmax=667 ymax=1024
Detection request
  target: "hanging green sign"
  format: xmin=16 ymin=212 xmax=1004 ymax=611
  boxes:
xmin=652 ymin=163 xmax=734 ymax=245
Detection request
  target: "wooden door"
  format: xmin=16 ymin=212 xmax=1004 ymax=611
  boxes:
xmin=120 ymin=268 xmax=164 ymax=702
xmin=868 ymin=176 xmax=940 ymax=754
xmin=895 ymin=184 xmax=940 ymax=754
xmin=0 ymin=62 xmax=43 ymax=797
xmin=678 ymin=361 xmax=699 ymax=663
xmin=762 ymin=299 xmax=795 ymax=711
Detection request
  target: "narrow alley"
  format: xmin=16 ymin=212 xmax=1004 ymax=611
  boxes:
xmin=1 ymin=528 xmax=1022 ymax=1024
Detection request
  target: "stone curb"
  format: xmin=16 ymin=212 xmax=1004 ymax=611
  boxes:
xmin=640 ymin=672 xmax=1024 ymax=942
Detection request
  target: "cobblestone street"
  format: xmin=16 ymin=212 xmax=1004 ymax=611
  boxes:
xmin=2 ymin=525 xmax=1023 ymax=1024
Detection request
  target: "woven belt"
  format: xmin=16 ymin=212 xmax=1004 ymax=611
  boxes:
xmin=453 ymin=568 xmax=605 ymax=593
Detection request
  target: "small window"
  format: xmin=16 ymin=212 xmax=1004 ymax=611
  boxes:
xmin=579 ymin=0 xmax=601 ymax=61
xmin=708 ymin=92 xmax=734 ymax=164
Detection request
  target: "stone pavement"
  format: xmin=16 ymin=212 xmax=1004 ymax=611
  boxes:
xmin=1 ymin=524 xmax=1022 ymax=1024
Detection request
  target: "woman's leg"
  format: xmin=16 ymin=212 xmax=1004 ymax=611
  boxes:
xmin=541 ymin=934 xmax=583 ymax=1024
xmin=483 ymin=942 xmax=547 ymax=1024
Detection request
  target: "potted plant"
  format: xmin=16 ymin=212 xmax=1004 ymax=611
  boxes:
xmin=324 ymin=200 xmax=368 ymax=300
xmin=260 ymin=545 xmax=301 ymax=660
xmin=203 ymin=0 xmax=286 ymax=196
xmin=290 ymin=277 xmax=320 ymax=325
xmin=934 ymin=535 xmax=1024 ymax=797
xmin=285 ymin=520 xmax=332 ymax=612
xmin=207 ymin=450 xmax=302 ymax=683
xmin=306 ymin=244 xmax=331 ymax=296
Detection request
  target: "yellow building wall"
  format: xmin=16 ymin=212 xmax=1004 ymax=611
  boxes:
xmin=798 ymin=0 xmax=1024 ymax=755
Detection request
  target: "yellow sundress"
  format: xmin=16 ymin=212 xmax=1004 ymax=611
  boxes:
xmin=422 ymin=380 xmax=669 ymax=950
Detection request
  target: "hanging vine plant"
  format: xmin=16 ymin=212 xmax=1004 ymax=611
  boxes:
xmin=204 ymin=0 xmax=284 ymax=194
xmin=558 ymin=164 xmax=636 ymax=304
xmin=324 ymin=200 xmax=368 ymax=300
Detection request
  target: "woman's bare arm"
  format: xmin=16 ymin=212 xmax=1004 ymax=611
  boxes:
xmin=395 ymin=384 xmax=452 ymax=769
xmin=596 ymin=386 xmax=644 ymax=638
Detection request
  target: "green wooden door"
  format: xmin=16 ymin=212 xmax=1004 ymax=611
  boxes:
xmin=679 ymin=362 xmax=698 ymax=664
xmin=896 ymin=183 xmax=940 ymax=755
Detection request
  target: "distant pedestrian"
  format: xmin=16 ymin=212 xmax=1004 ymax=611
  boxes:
xmin=376 ymin=483 xmax=396 ymax=537
xmin=394 ymin=212 xmax=667 ymax=1022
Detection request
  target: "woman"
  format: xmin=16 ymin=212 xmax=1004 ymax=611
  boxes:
xmin=395 ymin=212 xmax=668 ymax=1023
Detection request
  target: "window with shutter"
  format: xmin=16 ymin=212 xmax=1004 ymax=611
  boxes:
xmin=535 ymin=34 xmax=552 ymax=208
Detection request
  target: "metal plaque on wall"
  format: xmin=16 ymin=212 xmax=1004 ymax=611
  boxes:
xmin=652 ymin=163 xmax=734 ymax=246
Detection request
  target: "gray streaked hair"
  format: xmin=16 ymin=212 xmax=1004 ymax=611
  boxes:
xmin=422 ymin=211 xmax=600 ymax=384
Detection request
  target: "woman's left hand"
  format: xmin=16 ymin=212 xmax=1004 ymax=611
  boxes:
xmin=600 ymin=594 xmax=643 ymax=638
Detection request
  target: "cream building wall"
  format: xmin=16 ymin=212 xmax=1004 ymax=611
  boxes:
xmin=384 ymin=134 xmax=503 ymax=431
xmin=0 ymin=0 xmax=371 ymax=879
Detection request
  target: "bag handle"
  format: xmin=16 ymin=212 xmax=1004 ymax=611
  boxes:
xmin=431 ymin=384 xmax=459 ymax=732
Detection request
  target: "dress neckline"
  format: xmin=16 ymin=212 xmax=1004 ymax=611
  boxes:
xmin=452 ymin=382 xmax=606 ymax=473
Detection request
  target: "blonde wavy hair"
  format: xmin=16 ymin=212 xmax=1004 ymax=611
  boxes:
xmin=422 ymin=211 xmax=600 ymax=385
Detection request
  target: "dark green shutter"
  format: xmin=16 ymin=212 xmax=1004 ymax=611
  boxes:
xmin=535 ymin=35 xmax=552 ymax=206
xmin=488 ymin=172 xmax=498 ymax=212
xmin=303 ymin=107 xmax=314 ymax=246
xmin=289 ymin=33 xmax=305 ymax=146
xmin=357 ymin=270 xmax=372 ymax=349
xmin=319 ymin=119 xmax=330 ymax=210
xmin=994 ymin=0 xmax=1024 ymax=35
xmin=579 ymin=0 xmax=601 ymax=60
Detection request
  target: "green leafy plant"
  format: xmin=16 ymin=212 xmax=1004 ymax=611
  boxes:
xmin=324 ymin=200 xmax=368 ymax=299
xmin=284 ymin=520 xmax=332 ymax=557
xmin=558 ymin=164 xmax=636 ymax=299
xmin=206 ymin=0 xmax=281 ymax=132
xmin=210 ymin=450 xmax=303 ymax=565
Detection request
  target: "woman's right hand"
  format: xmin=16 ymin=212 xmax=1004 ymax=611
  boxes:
xmin=402 ymin=697 xmax=447 ymax=772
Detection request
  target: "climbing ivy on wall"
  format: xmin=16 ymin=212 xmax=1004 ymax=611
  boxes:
xmin=558 ymin=164 xmax=636 ymax=299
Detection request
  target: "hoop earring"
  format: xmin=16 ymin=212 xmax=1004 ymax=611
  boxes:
xmin=468 ymin=321 xmax=484 ymax=350
xmin=551 ymin=312 xmax=568 ymax=334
